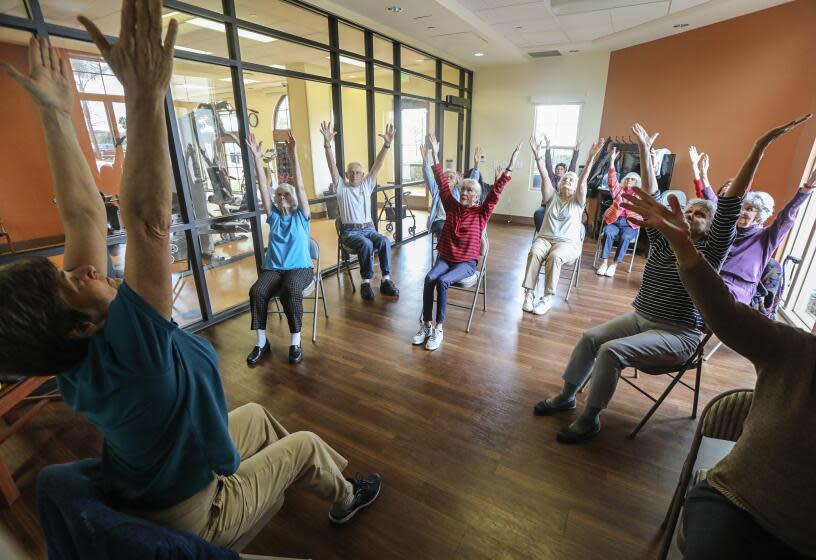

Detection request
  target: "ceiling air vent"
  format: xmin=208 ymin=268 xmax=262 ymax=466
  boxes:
xmin=528 ymin=50 xmax=562 ymax=58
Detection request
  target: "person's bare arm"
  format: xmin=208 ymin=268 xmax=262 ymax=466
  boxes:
xmin=2 ymin=38 xmax=109 ymax=274
xmin=723 ymin=114 xmax=812 ymax=199
xmin=287 ymin=130 xmax=310 ymax=219
xmin=631 ymin=123 xmax=660 ymax=195
xmin=472 ymin=145 xmax=483 ymax=171
xmin=530 ymin=135 xmax=555 ymax=204
xmin=247 ymin=133 xmax=272 ymax=215
xmin=576 ymin=138 xmax=603 ymax=206
xmin=80 ymin=0 xmax=178 ymax=318
xmin=319 ymin=119 xmax=340 ymax=186
xmin=368 ymin=123 xmax=395 ymax=181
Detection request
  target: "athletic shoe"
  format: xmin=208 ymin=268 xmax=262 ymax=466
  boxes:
xmin=604 ymin=264 xmax=617 ymax=277
xmin=413 ymin=324 xmax=432 ymax=345
xmin=596 ymin=263 xmax=608 ymax=276
xmin=328 ymin=474 xmax=382 ymax=524
xmin=556 ymin=417 xmax=602 ymax=444
xmin=361 ymin=283 xmax=374 ymax=300
xmin=522 ymin=291 xmax=536 ymax=312
xmin=246 ymin=342 xmax=270 ymax=365
xmin=425 ymin=327 xmax=443 ymax=351
xmin=533 ymin=295 xmax=553 ymax=316
xmin=533 ymin=396 xmax=577 ymax=415
xmin=380 ymin=279 xmax=400 ymax=297
xmin=288 ymin=345 xmax=303 ymax=364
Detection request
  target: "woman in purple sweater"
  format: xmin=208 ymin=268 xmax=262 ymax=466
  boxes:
xmin=697 ymin=152 xmax=815 ymax=304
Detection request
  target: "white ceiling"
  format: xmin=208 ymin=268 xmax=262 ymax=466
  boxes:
xmin=319 ymin=0 xmax=792 ymax=65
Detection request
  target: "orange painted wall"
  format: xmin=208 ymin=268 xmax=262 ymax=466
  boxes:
xmin=599 ymin=0 xmax=816 ymax=210
xmin=0 ymin=42 xmax=108 ymax=244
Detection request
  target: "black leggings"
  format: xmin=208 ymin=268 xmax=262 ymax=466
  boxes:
xmin=683 ymin=481 xmax=811 ymax=559
xmin=249 ymin=268 xmax=313 ymax=333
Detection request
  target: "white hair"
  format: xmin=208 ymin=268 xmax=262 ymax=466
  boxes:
xmin=685 ymin=198 xmax=716 ymax=216
xmin=460 ymin=178 xmax=481 ymax=196
xmin=743 ymin=191 xmax=775 ymax=225
xmin=275 ymin=182 xmax=298 ymax=207
xmin=621 ymin=172 xmax=641 ymax=188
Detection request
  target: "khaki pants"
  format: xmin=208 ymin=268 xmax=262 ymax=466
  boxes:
xmin=522 ymin=237 xmax=582 ymax=294
xmin=137 ymin=403 xmax=353 ymax=549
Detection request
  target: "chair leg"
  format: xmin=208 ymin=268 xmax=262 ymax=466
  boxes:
xmin=320 ymin=278 xmax=329 ymax=318
xmin=703 ymin=340 xmax=723 ymax=362
xmin=691 ymin=362 xmax=702 ymax=419
xmin=482 ymin=269 xmax=487 ymax=311
xmin=578 ymin=375 xmax=591 ymax=393
xmin=0 ymin=456 xmax=19 ymax=506
xmin=629 ymin=368 xmax=690 ymax=438
xmin=311 ymin=287 xmax=318 ymax=344
xmin=466 ymin=274 xmax=483 ymax=333
xmin=565 ymin=262 xmax=578 ymax=301
xmin=273 ymin=298 xmax=283 ymax=321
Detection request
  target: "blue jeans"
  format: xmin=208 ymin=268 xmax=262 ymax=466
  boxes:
xmin=430 ymin=219 xmax=445 ymax=235
xmin=601 ymin=216 xmax=638 ymax=262
xmin=533 ymin=205 xmax=546 ymax=233
xmin=423 ymin=258 xmax=477 ymax=324
xmin=341 ymin=226 xmax=391 ymax=280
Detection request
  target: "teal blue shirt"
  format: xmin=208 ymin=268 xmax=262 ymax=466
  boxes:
xmin=57 ymin=283 xmax=240 ymax=510
xmin=262 ymin=207 xmax=312 ymax=271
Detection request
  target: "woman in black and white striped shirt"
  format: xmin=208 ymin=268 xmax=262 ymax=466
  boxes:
xmin=532 ymin=116 xmax=810 ymax=444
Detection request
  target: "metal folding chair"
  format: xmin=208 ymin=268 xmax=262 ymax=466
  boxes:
xmin=269 ymin=238 xmax=328 ymax=343
xmin=334 ymin=218 xmax=358 ymax=293
xmin=593 ymin=226 xmax=640 ymax=273
xmin=536 ymin=226 xmax=584 ymax=302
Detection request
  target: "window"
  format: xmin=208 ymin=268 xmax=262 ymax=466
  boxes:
xmin=530 ymin=103 xmax=582 ymax=191
xmin=274 ymin=95 xmax=290 ymax=130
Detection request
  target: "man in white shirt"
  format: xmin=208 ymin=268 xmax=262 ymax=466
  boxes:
xmin=320 ymin=120 xmax=399 ymax=300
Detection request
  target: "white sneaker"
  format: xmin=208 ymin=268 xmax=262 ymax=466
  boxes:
xmin=425 ymin=327 xmax=443 ymax=350
xmin=604 ymin=264 xmax=617 ymax=277
xmin=522 ymin=291 xmax=536 ymax=312
xmin=596 ymin=263 xmax=608 ymax=276
xmin=533 ymin=295 xmax=553 ymax=316
xmin=412 ymin=324 xmax=432 ymax=345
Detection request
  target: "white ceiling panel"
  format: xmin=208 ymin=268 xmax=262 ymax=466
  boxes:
xmin=669 ymin=0 xmax=711 ymax=13
xmin=514 ymin=29 xmax=569 ymax=46
xmin=555 ymin=10 xmax=614 ymax=29
xmin=475 ymin=1 xmax=551 ymax=24
xmin=563 ymin=24 xmax=613 ymax=42
xmin=611 ymin=1 xmax=670 ymax=31
xmin=493 ymin=16 xmax=561 ymax=34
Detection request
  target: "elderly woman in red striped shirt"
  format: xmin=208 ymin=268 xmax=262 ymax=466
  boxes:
xmin=412 ymin=134 xmax=520 ymax=351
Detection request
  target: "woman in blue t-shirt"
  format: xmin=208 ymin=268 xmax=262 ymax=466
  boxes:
xmin=246 ymin=132 xmax=313 ymax=365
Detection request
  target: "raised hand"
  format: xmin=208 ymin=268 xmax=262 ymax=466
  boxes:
xmin=1 ymin=38 xmax=74 ymax=116
xmin=426 ymin=133 xmax=440 ymax=157
xmin=378 ymin=123 xmax=395 ymax=145
xmin=609 ymin=146 xmax=618 ymax=164
xmin=507 ymin=142 xmax=522 ymax=170
xmin=699 ymin=153 xmax=710 ymax=177
xmin=529 ymin=135 xmax=545 ymax=157
xmin=473 ymin=145 xmax=483 ymax=167
xmin=544 ymin=135 xmax=551 ymax=149
xmin=589 ymin=137 xmax=604 ymax=159
xmin=805 ymin=159 xmax=816 ymax=190
xmin=286 ymin=129 xmax=297 ymax=150
xmin=689 ymin=146 xmax=702 ymax=167
xmin=632 ymin=123 xmax=659 ymax=149
xmin=494 ymin=165 xmax=504 ymax=182
xmin=621 ymin=189 xmax=689 ymax=245
xmin=320 ymin=120 xmax=336 ymax=144
xmin=79 ymin=0 xmax=177 ymax=97
xmin=754 ymin=114 xmax=811 ymax=151
xmin=246 ymin=133 xmax=263 ymax=158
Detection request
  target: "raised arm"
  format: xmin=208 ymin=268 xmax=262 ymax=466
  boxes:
xmin=568 ymin=144 xmax=580 ymax=172
xmin=2 ymin=38 xmax=108 ymax=274
xmin=576 ymin=139 xmax=603 ymax=206
xmin=723 ymin=114 xmax=811 ymax=199
xmin=80 ymin=0 xmax=178 ymax=318
xmin=765 ymin=162 xmax=816 ymax=248
xmin=608 ymin=147 xmax=620 ymax=197
xmin=481 ymin=143 xmax=520 ymax=219
xmin=428 ymin=134 xmax=455 ymax=211
xmin=420 ymin=142 xmax=440 ymax=198
xmin=697 ymin=153 xmax=718 ymax=202
xmin=287 ymin=131 xmax=310 ymax=219
xmin=632 ymin=123 xmax=660 ymax=196
xmin=368 ymin=123 xmax=395 ymax=181
xmin=247 ymin=133 xmax=272 ymax=215
xmin=531 ymin=135 xmax=555 ymax=204
xmin=543 ymin=136 xmax=557 ymax=185
xmin=320 ymin=119 xmax=341 ymax=186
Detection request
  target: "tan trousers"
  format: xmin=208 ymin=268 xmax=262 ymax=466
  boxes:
xmin=137 ymin=403 xmax=353 ymax=550
xmin=522 ymin=237 xmax=582 ymax=294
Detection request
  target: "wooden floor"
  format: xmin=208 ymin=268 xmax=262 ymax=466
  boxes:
xmin=0 ymin=222 xmax=756 ymax=559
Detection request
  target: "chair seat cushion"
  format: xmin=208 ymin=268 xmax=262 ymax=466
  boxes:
xmin=454 ymin=271 xmax=480 ymax=288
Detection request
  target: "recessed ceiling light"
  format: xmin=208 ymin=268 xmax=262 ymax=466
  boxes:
xmin=386 ymin=6 xmax=402 ymax=12
xmin=219 ymin=77 xmax=258 ymax=84
xmin=673 ymin=23 xmax=689 ymax=28
xmin=187 ymin=17 xmax=276 ymax=43
xmin=325 ymin=55 xmax=366 ymax=68
xmin=416 ymin=59 xmax=425 ymax=63
xmin=474 ymin=52 xmax=484 ymax=57
xmin=270 ymin=64 xmax=285 ymax=70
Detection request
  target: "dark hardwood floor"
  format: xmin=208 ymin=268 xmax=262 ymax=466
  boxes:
xmin=0 ymin=222 xmax=756 ymax=559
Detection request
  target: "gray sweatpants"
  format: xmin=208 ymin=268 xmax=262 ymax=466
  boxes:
xmin=563 ymin=312 xmax=700 ymax=409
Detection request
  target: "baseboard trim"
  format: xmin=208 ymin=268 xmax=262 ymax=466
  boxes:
xmin=490 ymin=214 xmax=534 ymax=226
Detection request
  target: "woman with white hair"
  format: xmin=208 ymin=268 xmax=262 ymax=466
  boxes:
xmin=522 ymin=137 xmax=604 ymax=315
xmin=719 ymin=167 xmax=815 ymax=305
xmin=596 ymin=146 xmax=648 ymax=277
xmin=413 ymin=135 xmax=519 ymax=351
xmin=246 ymin=131 xmax=313 ymax=365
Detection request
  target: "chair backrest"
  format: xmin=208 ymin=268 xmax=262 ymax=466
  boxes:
xmin=480 ymin=229 xmax=489 ymax=258
xmin=660 ymin=189 xmax=687 ymax=209
xmin=751 ymin=257 xmax=783 ymax=319
xmin=699 ymin=389 xmax=754 ymax=441
xmin=308 ymin=237 xmax=319 ymax=263
xmin=334 ymin=217 xmax=342 ymax=236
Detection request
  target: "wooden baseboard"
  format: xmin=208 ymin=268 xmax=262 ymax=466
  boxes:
xmin=0 ymin=235 xmax=64 ymax=255
xmin=490 ymin=214 xmax=534 ymax=226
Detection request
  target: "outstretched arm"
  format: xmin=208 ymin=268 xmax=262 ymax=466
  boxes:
xmin=428 ymin=134 xmax=455 ymax=211
xmin=247 ymin=133 xmax=272 ymax=215
xmin=543 ymin=136 xmax=556 ymax=185
xmin=568 ymin=144 xmax=580 ymax=173
xmin=608 ymin=147 xmax=620 ymax=197
xmin=576 ymin=139 xmax=603 ymax=206
xmin=697 ymin=153 xmax=718 ymax=202
xmin=320 ymin=119 xmax=341 ymax=186
xmin=2 ymin=38 xmax=108 ymax=274
xmin=531 ymin=135 xmax=555 ymax=204
xmin=368 ymin=123 xmax=395 ymax=181
xmin=421 ymin=142 xmax=440 ymax=198
xmin=80 ymin=0 xmax=179 ymax=318
xmin=481 ymin=143 xmax=520 ymax=219
xmin=631 ymin=123 xmax=660 ymax=196
xmin=723 ymin=114 xmax=811 ymax=199
xmin=287 ymin=131 xmax=310 ymax=219
xmin=765 ymin=163 xmax=816 ymax=249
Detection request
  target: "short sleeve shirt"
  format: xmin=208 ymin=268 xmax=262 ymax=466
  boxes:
xmin=336 ymin=175 xmax=376 ymax=224
xmin=262 ymin=207 xmax=312 ymax=270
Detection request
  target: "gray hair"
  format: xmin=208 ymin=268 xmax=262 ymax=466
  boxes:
xmin=743 ymin=191 xmax=775 ymax=225
xmin=621 ymin=172 xmax=641 ymax=188
xmin=275 ymin=182 xmax=298 ymax=207
xmin=559 ymin=171 xmax=579 ymax=188
xmin=460 ymin=178 xmax=481 ymax=196
xmin=685 ymin=198 xmax=716 ymax=216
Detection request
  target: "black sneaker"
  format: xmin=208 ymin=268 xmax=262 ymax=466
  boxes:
xmin=246 ymin=342 xmax=271 ymax=365
xmin=288 ymin=344 xmax=303 ymax=364
xmin=533 ymin=396 xmax=576 ymax=415
xmin=361 ymin=283 xmax=375 ymax=300
xmin=380 ymin=279 xmax=399 ymax=297
xmin=328 ymin=473 xmax=382 ymax=524
xmin=556 ymin=418 xmax=601 ymax=444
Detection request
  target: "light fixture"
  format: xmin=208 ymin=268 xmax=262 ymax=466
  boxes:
xmin=474 ymin=52 xmax=484 ymax=57
xmin=219 ymin=77 xmax=258 ymax=84
xmin=162 ymin=11 xmax=180 ymax=18
xmin=271 ymin=64 xmax=286 ymax=70
xmin=325 ymin=55 xmax=366 ymax=68
xmin=673 ymin=23 xmax=689 ymax=28
xmin=175 ymin=45 xmax=213 ymax=55
xmin=386 ymin=6 xmax=402 ymax=12
xmin=187 ymin=17 xmax=276 ymax=43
